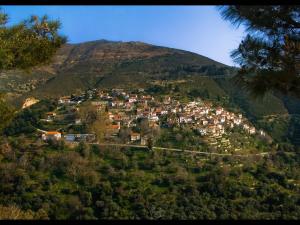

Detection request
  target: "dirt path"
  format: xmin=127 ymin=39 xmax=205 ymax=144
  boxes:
xmin=94 ymin=142 xmax=276 ymax=157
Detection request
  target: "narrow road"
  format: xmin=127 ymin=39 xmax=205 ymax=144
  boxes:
xmin=96 ymin=143 xmax=148 ymax=149
xmin=93 ymin=142 xmax=273 ymax=157
xmin=152 ymin=146 xmax=270 ymax=157
xmin=35 ymin=128 xmax=48 ymax=133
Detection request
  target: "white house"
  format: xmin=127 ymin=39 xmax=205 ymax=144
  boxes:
xmin=75 ymin=119 xmax=82 ymax=125
xmin=234 ymin=118 xmax=242 ymax=125
xmin=216 ymin=107 xmax=223 ymax=115
xmin=149 ymin=115 xmax=159 ymax=122
xmin=259 ymin=130 xmax=266 ymax=136
xmin=128 ymin=97 xmax=137 ymax=103
xmin=243 ymin=124 xmax=250 ymax=130
xmin=202 ymin=120 xmax=208 ymax=126
xmin=220 ymin=116 xmax=226 ymax=123
xmin=42 ymin=131 xmax=62 ymax=141
xmin=131 ymin=133 xmax=141 ymax=141
xmin=161 ymin=110 xmax=168 ymax=115
xmin=249 ymin=127 xmax=256 ymax=134
xmin=198 ymin=128 xmax=207 ymax=136
xmin=58 ymin=96 xmax=71 ymax=104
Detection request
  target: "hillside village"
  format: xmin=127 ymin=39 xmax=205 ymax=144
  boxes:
xmin=28 ymin=87 xmax=269 ymax=153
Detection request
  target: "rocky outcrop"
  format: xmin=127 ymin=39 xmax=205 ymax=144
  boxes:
xmin=22 ymin=97 xmax=39 ymax=109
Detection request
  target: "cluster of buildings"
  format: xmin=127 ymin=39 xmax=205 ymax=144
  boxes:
xmin=41 ymin=131 xmax=96 ymax=143
xmin=41 ymin=88 xmax=266 ymax=151
xmin=94 ymin=89 xmax=265 ymax=132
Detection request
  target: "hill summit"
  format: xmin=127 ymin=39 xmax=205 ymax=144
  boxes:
xmin=12 ymin=39 xmax=233 ymax=99
xmin=2 ymin=39 xmax=300 ymax=146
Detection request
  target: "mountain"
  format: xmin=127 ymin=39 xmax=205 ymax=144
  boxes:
xmin=1 ymin=39 xmax=300 ymax=145
xmin=0 ymin=40 xmax=291 ymax=115
xmin=2 ymin=40 xmax=232 ymax=100
xmin=0 ymin=40 xmax=290 ymax=110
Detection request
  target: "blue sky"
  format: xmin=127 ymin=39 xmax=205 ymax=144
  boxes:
xmin=2 ymin=6 xmax=245 ymax=66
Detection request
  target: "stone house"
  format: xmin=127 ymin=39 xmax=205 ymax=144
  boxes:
xmin=42 ymin=131 xmax=62 ymax=141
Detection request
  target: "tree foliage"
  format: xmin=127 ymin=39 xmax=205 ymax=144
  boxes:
xmin=0 ymin=137 xmax=299 ymax=219
xmin=0 ymin=10 xmax=66 ymax=133
xmin=0 ymin=205 xmax=35 ymax=220
xmin=78 ymin=102 xmax=109 ymax=141
xmin=0 ymin=94 xmax=14 ymax=134
xmin=0 ymin=10 xmax=66 ymax=71
xmin=219 ymin=6 xmax=300 ymax=98
xmin=4 ymin=99 xmax=57 ymax=136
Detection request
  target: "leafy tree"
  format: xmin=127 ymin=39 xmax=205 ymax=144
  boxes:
xmin=219 ymin=6 xmax=300 ymax=98
xmin=0 ymin=10 xmax=66 ymax=133
xmin=147 ymin=137 xmax=153 ymax=150
xmin=76 ymin=141 xmax=90 ymax=158
xmin=4 ymin=99 xmax=58 ymax=136
xmin=0 ymin=205 xmax=35 ymax=219
xmin=79 ymin=102 xmax=108 ymax=141
xmin=0 ymin=10 xmax=66 ymax=71
xmin=119 ymin=127 xmax=131 ymax=143
xmin=174 ymin=85 xmax=180 ymax=92
xmin=0 ymin=94 xmax=14 ymax=134
xmin=139 ymin=118 xmax=150 ymax=136
xmin=79 ymin=103 xmax=98 ymax=125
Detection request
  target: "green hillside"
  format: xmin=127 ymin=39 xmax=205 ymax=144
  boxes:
xmin=10 ymin=40 xmax=233 ymax=104
xmin=214 ymin=78 xmax=288 ymax=119
xmin=3 ymin=40 xmax=299 ymax=136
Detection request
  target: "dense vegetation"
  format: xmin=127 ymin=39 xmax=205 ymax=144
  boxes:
xmin=0 ymin=135 xmax=299 ymax=219
xmin=0 ymin=10 xmax=299 ymax=220
xmin=4 ymin=100 xmax=57 ymax=136
xmin=0 ymin=98 xmax=299 ymax=220
xmin=219 ymin=6 xmax=300 ymax=98
xmin=0 ymin=95 xmax=14 ymax=134
xmin=0 ymin=11 xmax=66 ymax=71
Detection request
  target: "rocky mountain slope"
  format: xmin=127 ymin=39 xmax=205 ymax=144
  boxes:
xmin=2 ymin=40 xmax=231 ymax=99
xmin=1 ymin=39 xmax=300 ymax=145
xmin=1 ymin=40 xmax=298 ymax=117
